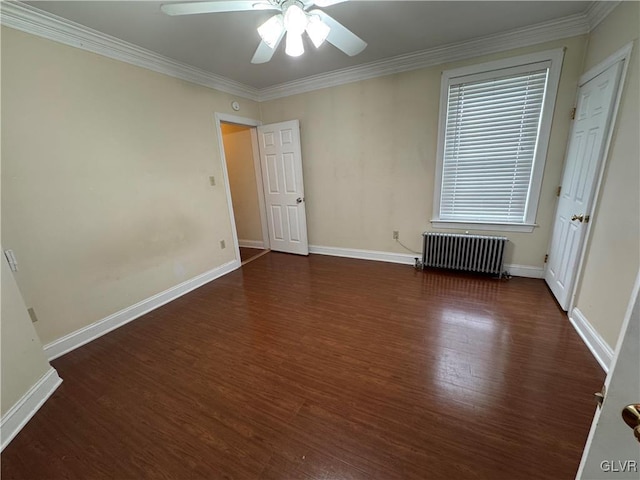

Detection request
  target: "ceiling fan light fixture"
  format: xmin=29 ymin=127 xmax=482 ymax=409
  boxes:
xmin=285 ymin=31 xmax=305 ymax=57
xmin=283 ymin=3 xmax=308 ymax=35
xmin=258 ymin=14 xmax=284 ymax=48
xmin=163 ymin=0 xmax=367 ymax=64
xmin=306 ymin=15 xmax=330 ymax=48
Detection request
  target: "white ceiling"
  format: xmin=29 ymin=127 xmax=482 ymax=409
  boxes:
xmin=25 ymin=1 xmax=592 ymax=89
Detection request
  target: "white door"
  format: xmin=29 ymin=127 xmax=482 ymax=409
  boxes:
xmin=577 ymin=272 xmax=640 ymax=479
xmin=545 ymin=61 xmax=623 ymax=309
xmin=257 ymin=120 xmax=309 ymax=255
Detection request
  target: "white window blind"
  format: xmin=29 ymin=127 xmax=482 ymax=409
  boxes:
xmin=440 ymin=67 xmax=549 ymax=224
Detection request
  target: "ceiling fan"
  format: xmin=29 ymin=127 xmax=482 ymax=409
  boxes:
xmin=161 ymin=0 xmax=367 ymax=64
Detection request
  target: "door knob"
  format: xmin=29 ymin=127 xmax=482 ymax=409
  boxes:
xmin=622 ymin=404 xmax=640 ymax=443
xmin=296 ymin=197 xmax=303 ymax=204
xmin=571 ymin=214 xmax=591 ymax=223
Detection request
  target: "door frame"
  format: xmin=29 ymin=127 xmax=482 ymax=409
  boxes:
xmin=214 ymin=112 xmax=270 ymax=264
xmin=547 ymin=41 xmax=633 ymax=315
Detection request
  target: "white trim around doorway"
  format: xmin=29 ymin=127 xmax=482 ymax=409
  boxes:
xmin=566 ymin=41 xmax=633 ymax=315
xmin=214 ymin=113 xmax=270 ymax=266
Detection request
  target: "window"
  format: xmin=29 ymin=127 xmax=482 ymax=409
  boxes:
xmin=432 ymin=49 xmax=565 ymax=233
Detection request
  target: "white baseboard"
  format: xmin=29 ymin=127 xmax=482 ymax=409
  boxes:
xmin=44 ymin=259 xmax=240 ymax=361
xmin=569 ymin=307 xmax=613 ymax=372
xmin=505 ymin=263 xmax=545 ymax=279
xmin=238 ymin=239 xmax=265 ymax=249
xmin=308 ymin=245 xmax=544 ymax=279
xmin=309 ymin=245 xmax=417 ymax=265
xmin=1 ymin=367 xmax=62 ymax=451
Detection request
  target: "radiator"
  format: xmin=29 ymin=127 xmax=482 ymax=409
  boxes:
xmin=421 ymin=232 xmax=507 ymax=277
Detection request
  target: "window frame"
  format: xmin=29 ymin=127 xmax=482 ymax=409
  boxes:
xmin=431 ymin=48 xmax=565 ymax=233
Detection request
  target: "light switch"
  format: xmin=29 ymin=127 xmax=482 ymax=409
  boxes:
xmin=209 ymin=176 xmax=216 ymax=186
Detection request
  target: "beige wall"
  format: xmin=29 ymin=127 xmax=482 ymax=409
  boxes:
xmin=1 ymin=27 xmax=259 ymax=345
xmin=1 ymin=254 xmax=52 ymax=417
xmin=260 ymin=36 xmax=587 ymax=267
xmin=221 ymin=123 xmax=263 ymax=244
xmin=572 ymin=2 xmax=640 ymax=348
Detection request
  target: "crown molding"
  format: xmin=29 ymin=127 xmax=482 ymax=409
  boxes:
xmin=259 ymin=13 xmax=590 ymax=100
xmin=0 ymin=1 xmax=621 ymax=103
xmin=585 ymin=0 xmax=622 ymax=31
xmin=0 ymin=1 xmax=260 ymax=101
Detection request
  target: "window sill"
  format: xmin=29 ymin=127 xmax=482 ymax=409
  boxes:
xmin=430 ymin=220 xmax=537 ymax=233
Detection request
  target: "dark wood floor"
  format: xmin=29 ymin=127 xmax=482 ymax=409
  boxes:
xmin=240 ymin=247 xmax=265 ymax=263
xmin=1 ymin=253 xmax=604 ymax=479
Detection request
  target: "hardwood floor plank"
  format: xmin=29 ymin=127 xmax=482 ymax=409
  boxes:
xmin=1 ymin=252 xmax=603 ymax=479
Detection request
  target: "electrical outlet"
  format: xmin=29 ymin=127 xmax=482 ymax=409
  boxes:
xmin=209 ymin=176 xmax=216 ymax=186
xmin=393 ymin=231 xmax=399 ymax=240
xmin=220 ymin=240 xmax=226 ymax=249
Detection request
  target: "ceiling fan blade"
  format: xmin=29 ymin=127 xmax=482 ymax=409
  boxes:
xmin=312 ymin=0 xmax=349 ymax=7
xmin=161 ymin=1 xmax=277 ymax=16
xmin=251 ymin=32 xmax=285 ymax=64
xmin=309 ymin=9 xmax=366 ymax=56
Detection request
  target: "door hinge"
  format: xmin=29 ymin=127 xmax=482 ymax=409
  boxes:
xmin=570 ymin=107 xmax=576 ymax=120
xmin=556 ymin=185 xmax=562 ymax=197
xmin=4 ymin=249 xmax=18 ymax=272
xmin=544 ymin=254 xmax=549 ymax=263
xmin=594 ymin=385 xmax=606 ymax=408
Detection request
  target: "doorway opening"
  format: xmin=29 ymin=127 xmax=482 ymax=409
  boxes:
xmin=216 ymin=113 xmax=309 ymax=264
xmin=218 ymin=116 xmax=270 ymax=266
